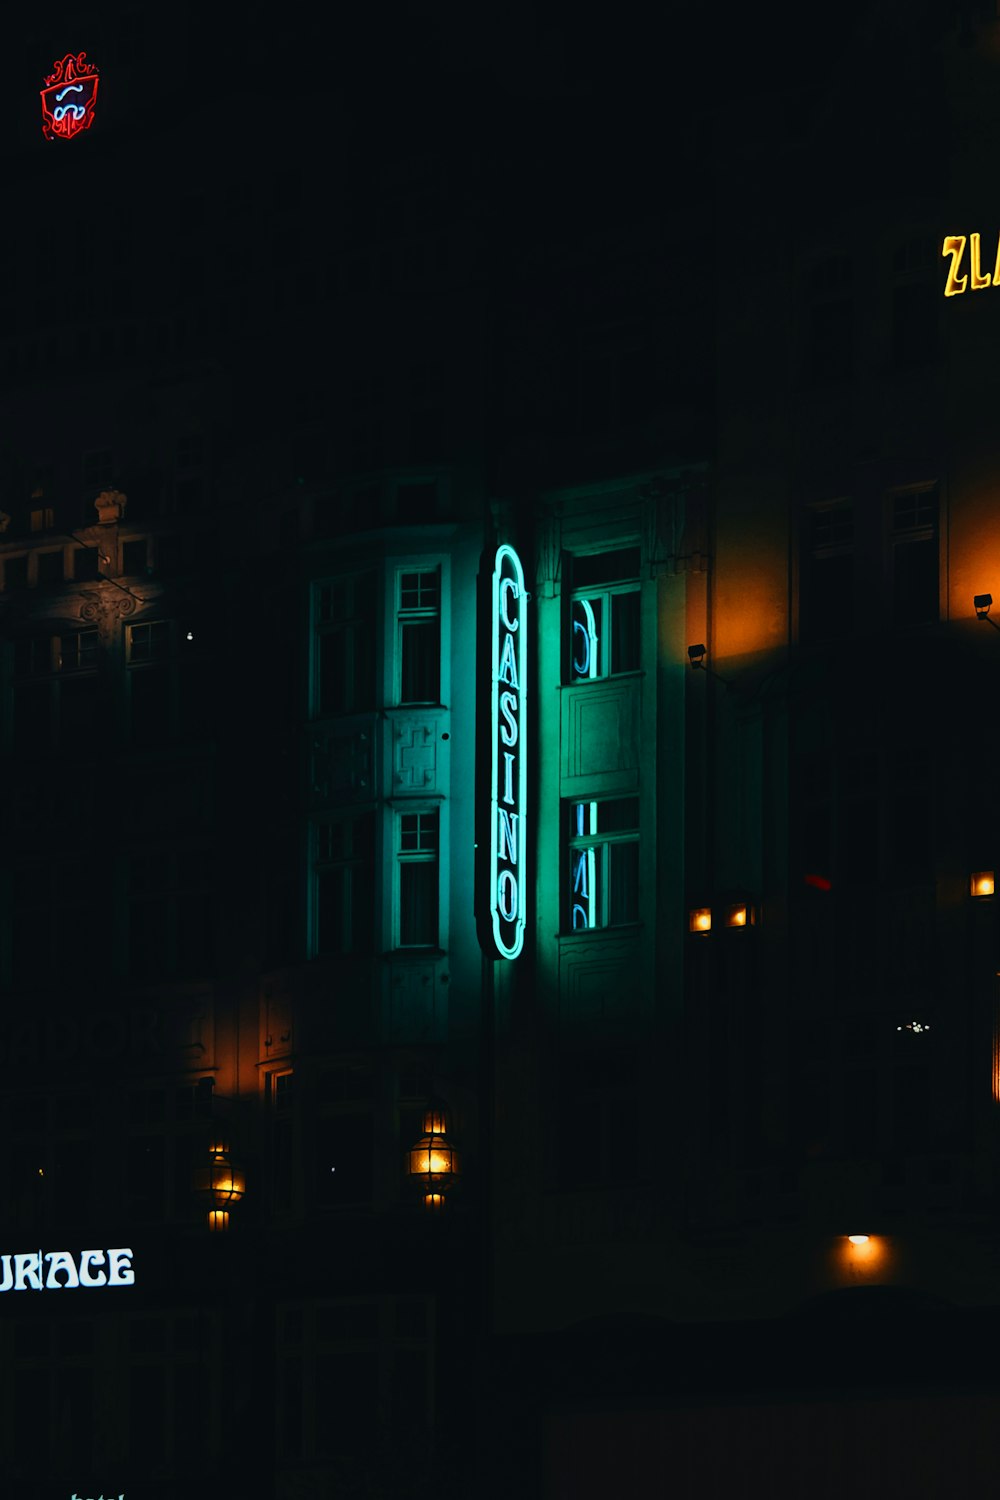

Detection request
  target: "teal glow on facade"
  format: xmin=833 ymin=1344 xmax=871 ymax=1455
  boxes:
xmin=490 ymin=544 xmax=527 ymax=959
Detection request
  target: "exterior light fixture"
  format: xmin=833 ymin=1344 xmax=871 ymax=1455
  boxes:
xmin=974 ymin=594 xmax=1000 ymax=632
xmin=406 ymin=1101 xmax=459 ymax=1210
xmin=687 ymin=644 xmax=731 ymax=687
xmin=971 ymin=871 xmax=995 ymax=898
xmin=193 ymin=1133 xmax=246 ymax=1233
xmin=724 ymin=901 xmax=755 ymax=929
xmin=688 ymin=906 xmax=712 ymax=934
xmin=847 ymin=1234 xmax=870 ymax=1245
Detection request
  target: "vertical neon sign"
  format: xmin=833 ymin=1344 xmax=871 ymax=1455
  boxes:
xmin=490 ymin=545 xmax=527 ymax=959
xmin=40 ymin=53 xmax=99 ymax=141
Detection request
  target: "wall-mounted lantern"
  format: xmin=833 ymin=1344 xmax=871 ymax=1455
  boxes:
xmin=193 ymin=1133 xmax=246 ymax=1233
xmin=406 ymin=1102 xmax=459 ymax=1210
xmin=971 ymin=870 xmax=995 ymax=898
xmin=688 ymin=906 xmax=712 ymax=935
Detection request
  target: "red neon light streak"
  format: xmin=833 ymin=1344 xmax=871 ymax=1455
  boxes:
xmin=40 ymin=52 xmax=99 ymax=141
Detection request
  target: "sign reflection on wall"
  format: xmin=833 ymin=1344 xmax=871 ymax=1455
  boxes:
xmin=40 ymin=52 xmax=99 ymax=140
xmin=490 ymin=544 xmax=527 ymax=959
xmin=0 ymin=1247 xmax=134 ymax=1291
xmin=571 ymin=598 xmax=599 ymax=679
xmin=571 ymin=802 xmax=597 ymax=930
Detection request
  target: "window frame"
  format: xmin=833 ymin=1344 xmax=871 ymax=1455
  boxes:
xmin=310 ymin=809 xmax=377 ymax=959
xmin=311 ymin=570 xmax=378 ymax=719
xmin=394 ymin=563 xmax=442 ymax=706
xmin=564 ymin=796 xmax=641 ymax=933
xmin=393 ymin=804 xmax=442 ymax=951
xmin=566 ymin=548 xmax=641 ymax=684
xmin=888 ymin=484 xmax=940 ymax=626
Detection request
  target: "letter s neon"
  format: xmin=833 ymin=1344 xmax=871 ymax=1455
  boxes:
xmin=500 ymin=690 xmax=518 ymax=746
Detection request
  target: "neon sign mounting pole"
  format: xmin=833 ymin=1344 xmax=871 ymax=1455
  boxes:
xmin=490 ymin=544 xmax=527 ymax=960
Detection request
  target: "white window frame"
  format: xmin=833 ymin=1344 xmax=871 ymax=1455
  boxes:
xmin=566 ymin=797 xmax=640 ymax=932
xmin=392 ymin=803 xmax=443 ymax=951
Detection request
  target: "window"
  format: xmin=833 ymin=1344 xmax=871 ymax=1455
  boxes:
xmin=127 ymin=619 xmax=213 ymax=746
xmin=72 ymin=545 xmax=101 ymax=581
xmin=121 ymin=538 xmax=148 ymax=576
xmin=266 ymin=1070 xmax=295 ymax=1217
xmin=12 ymin=631 xmax=99 ymax=755
xmin=568 ymin=548 xmax=640 ymax=681
xmin=892 ymin=237 xmax=939 ymax=369
xmin=801 ymin=503 xmax=854 ymax=642
xmin=552 ymin=1049 xmax=646 ymax=1189
xmin=396 ymin=809 xmax=439 ymax=947
xmin=891 ymin=488 xmax=938 ymax=623
xmin=566 ymin=798 xmax=640 ymax=931
xmin=36 ymin=550 xmax=63 ymax=585
xmin=127 ymin=1312 xmax=211 ymax=1467
xmin=314 ymin=573 xmax=376 ymax=716
xmin=82 ymin=449 xmax=113 ymax=489
xmin=3 ymin=556 xmax=27 ymax=590
xmin=276 ymin=1294 xmax=433 ymax=1470
xmin=396 ymin=568 xmax=440 ymax=703
xmin=11 ymin=859 xmax=102 ymax=985
xmin=315 ymin=1062 xmax=375 ymax=1208
xmin=803 ymin=255 xmax=853 ymax=385
xmin=312 ymin=812 xmax=376 ymax=956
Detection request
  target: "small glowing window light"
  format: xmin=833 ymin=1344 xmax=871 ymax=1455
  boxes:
xmin=972 ymin=871 xmax=995 ymax=898
xmin=897 ymin=1020 xmax=931 ymax=1034
xmin=689 ymin=907 xmax=712 ymax=935
xmin=847 ymin=1234 xmax=870 ymax=1245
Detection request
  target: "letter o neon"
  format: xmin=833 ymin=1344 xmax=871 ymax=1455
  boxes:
xmin=497 ymin=869 xmax=518 ymax=922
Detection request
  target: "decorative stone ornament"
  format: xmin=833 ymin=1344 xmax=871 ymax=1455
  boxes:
xmin=94 ymin=489 xmax=127 ymax=524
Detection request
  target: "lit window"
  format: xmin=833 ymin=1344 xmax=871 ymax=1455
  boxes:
xmin=314 ymin=573 xmax=376 ymax=716
xmin=397 ymin=568 xmax=440 ymax=704
xmin=566 ymin=798 xmax=640 ymax=931
xmin=396 ymin=809 xmax=439 ymax=947
xmin=58 ymin=630 xmax=98 ymax=673
xmin=568 ymin=549 xmax=640 ymax=681
xmin=312 ymin=813 xmax=376 ymax=956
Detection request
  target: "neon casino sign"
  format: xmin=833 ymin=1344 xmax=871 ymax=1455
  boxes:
xmin=40 ymin=52 xmax=99 ymax=141
xmin=0 ymin=1246 xmax=134 ymax=1291
xmin=490 ymin=545 xmax=527 ymax=959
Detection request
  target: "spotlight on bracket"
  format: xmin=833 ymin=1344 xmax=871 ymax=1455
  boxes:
xmin=687 ymin=644 xmax=730 ymax=688
xmin=974 ymin=593 xmax=1000 ymax=630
